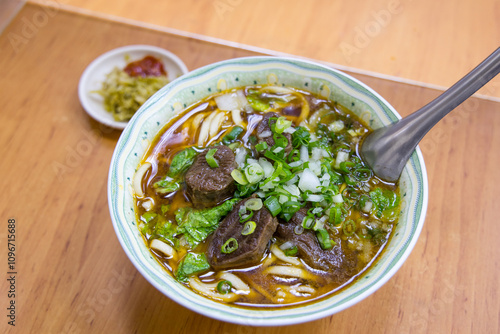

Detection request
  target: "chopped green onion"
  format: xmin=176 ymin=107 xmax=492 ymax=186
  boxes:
xmin=244 ymin=163 xmax=265 ymax=184
xmin=316 ymin=228 xmax=334 ymax=249
xmin=222 ymin=126 xmax=244 ymax=145
xmin=294 ymin=224 xmax=304 ymax=235
xmin=284 ymin=245 xmax=298 ymax=256
xmin=291 ymin=126 xmax=310 ymax=147
xmin=205 ymin=149 xmax=219 ymax=168
xmin=221 ymin=238 xmax=238 ymax=254
xmin=343 ymin=220 xmax=356 ymax=236
xmin=255 ymin=141 xmax=268 ymax=152
xmin=239 ymin=210 xmax=254 ymax=223
xmin=231 ymin=169 xmax=248 ymax=185
xmin=264 ymin=150 xmax=290 ymax=168
xmin=217 ymin=280 xmax=232 ymax=294
xmin=339 ymin=161 xmax=355 ymax=174
xmin=264 ymin=196 xmax=281 ymax=216
xmin=241 ymin=221 xmax=257 ymax=235
xmin=245 ymin=198 xmax=263 ymax=211
xmin=275 ymin=116 xmax=293 ymax=134
xmin=272 ymin=133 xmax=289 ymax=149
xmin=302 ymin=216 xmax=315 ymax=229
xmin=329 ymin=205 xmax=343 ymax=225
xmin=353 ymin=167 xmax=373 ymax=182
xmin=228 ymin=142 xmax=240 ymax=150
xmin=282 ymin=201 xmax=301 ymax=216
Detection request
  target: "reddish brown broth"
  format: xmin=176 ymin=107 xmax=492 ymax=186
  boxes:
xmin=135 ymin=86 xmax=399 ymax=308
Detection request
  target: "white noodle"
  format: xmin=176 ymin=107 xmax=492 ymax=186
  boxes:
xmin=188 ymin=277 xmax=239 ymax=302
xmin=231 ymin=109 xmax=243 ymax=126
xmin=270 ymin=245 xmax=301 ymax=266
xmin=209 ymin=111 xmax=226 ymax=139
xmin=264 ymin=265 xmax=311 ymax=279
xmin=133 ymin=162 xmax=151 ymax=197
xmin=262 ymin=86 xmax=294 ymax=94
xmin=150 ymin=239 xmax=177 ymax=259
xmin=295 ymin=285 xmax=316 ymax=293
xmin=276 ymin=290 xmax=287 ymax=298
xmin=197 ymin=111 xmax=217 ymax=146
xmin=191 ymin=113 xmax=205 ymax=132
xmin=218 ymin=272 xmax=250 ymax=293
xmin=289 ymin=284 xmax=316 ymax=296
xmin=308 ymin=108 xmax=329 ymax=129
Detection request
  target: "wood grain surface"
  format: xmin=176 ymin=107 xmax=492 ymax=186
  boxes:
xmin=33 ymin=0 xmax=500 ymax=100
xmin=0 ymin=4 xmax=499 ymax=334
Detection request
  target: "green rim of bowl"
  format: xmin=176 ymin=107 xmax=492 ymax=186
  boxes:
xmin=108 ymin=56 xmax=428 ymax=326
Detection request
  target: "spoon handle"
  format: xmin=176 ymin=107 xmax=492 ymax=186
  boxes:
xmin=403 ymin=47 xmax=500 ymax=136
xmin=361 ymin=47 xmax=500 ymax=182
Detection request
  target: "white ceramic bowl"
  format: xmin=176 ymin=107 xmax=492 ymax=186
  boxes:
xmin=108 ymin=56 xmax=428 ymax=326
xmin=79 ymin=45 xmax=189 ymax=129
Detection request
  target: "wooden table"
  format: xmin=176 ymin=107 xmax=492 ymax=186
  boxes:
xmin=31 ymin=0 xmax=500 ymax=100
xmin=1 ymin=3 xmax=499 ymax=333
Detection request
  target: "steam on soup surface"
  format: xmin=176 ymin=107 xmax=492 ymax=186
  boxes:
xmin=134 ymin=85 xmax=399 ymax=307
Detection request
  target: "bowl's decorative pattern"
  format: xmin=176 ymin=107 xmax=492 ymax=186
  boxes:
xmin=108 ymin=56 xmax=428 ymax=326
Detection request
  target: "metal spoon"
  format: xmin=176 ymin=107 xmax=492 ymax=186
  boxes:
xmin=360 ymin=47 xmax=500 ymax=182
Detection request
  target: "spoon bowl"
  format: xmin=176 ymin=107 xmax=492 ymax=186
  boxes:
xmin=361 ymin=47 xmax=500 ymax=182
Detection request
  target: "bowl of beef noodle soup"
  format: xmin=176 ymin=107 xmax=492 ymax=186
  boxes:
xmin=108 ymin=57 xmax=428 ymax=325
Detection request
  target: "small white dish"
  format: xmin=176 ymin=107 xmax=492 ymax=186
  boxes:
xmin=78 ymin=45 xmax=188 ymax=129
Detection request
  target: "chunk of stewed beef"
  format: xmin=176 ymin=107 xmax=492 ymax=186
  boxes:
xmin=255 ymin=112 xmax=292 ymax=154
xmin=185 ymin=145 xmax=236 ymax=208
xmin=206 ymin=196 xmax=278 ymax=270
xmin=275 ymin=209 xmax=358 ymax=280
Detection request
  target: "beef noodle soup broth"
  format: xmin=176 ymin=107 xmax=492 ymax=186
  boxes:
xmin=134 ymin=85 xmax=400 ymax=307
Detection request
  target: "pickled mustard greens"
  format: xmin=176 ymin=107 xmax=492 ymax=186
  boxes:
xmin=94 ymin=56 xmax=169 ymax=121
xmin=133 ymin=85 xmax=400 ymax=307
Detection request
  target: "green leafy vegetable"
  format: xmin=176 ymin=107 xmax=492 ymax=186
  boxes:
xmin=175 ymin=198 xmax=240 ymax=247
xmin=175 ymin=253 xmax=210 ymax=282
xmin=154 ymin=219 xmax=179 ymax=249
xmin=369 ymin=188 xmax=399 ymax=220
xmin=247 ymin=93 xmax=270 ymax=112
xmin=153 ymin=177 xmax=180 ymax=194
xmin=168 ymin=148 xmax=198 ymax=177
xmin=141 ymin=212 xmax=157 ymax=223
